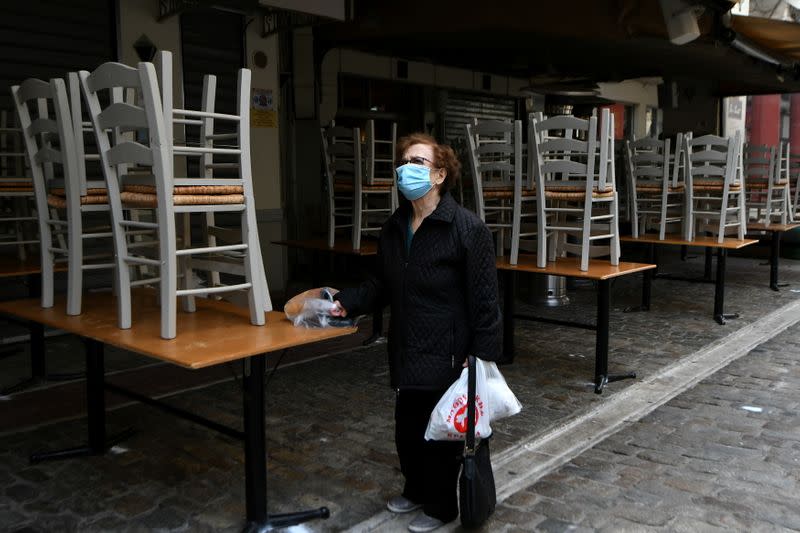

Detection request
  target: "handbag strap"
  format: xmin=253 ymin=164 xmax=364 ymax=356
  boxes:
xmin=465 ymin=355 xmax=476 ymax=456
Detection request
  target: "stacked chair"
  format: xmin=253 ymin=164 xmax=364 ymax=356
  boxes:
xmin=320 ymin=121 xmax=395 ymax=249
xmin=0 ymin=109 xmax=38 ymax=260
xmin=79 ymin=59 xmax=268 ymax=339
xmin=530 ymin=109 xmax=620 ymax=271
xmin=684 ymin=132 xmax=746 ymax=242
xmin=741 ymin=142 xmax=790 ymax=226
xmin=11 ymin=74 xmax=114 ymax=314
xmin=465 ymin=119 xmax=535 ymax=264
xmin=625 ymin=134 xmax=687 ymax=240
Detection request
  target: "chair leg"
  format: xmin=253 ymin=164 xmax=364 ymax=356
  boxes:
xmin=39 ymin=219 xmax=54 ymax=309
xmin=659 ymin=191 xmax=668 ymax=241
xmin=631 ymin=196 xmax=639 ymax=238
xmin=66 ymin=210 xmax=83 ymax=316
xmin=510 ymin=191 xmax=522 ymax=266
xmin=328 ymin=195 xmax=335 ymax=248
xmin=537 ymin=205 xmax=547 ymax=268
xmin=242 ymin=208 xmax=266 ymax=326
xmin=352 ymin=191 xmax=362 ymax=250
xmin=180 ymin=213 xmax=196 ymax=313
xmin=580 ymin=204 xmax=592 ymax=272
xmin=611 ymin=194 xmax=620 ymax=265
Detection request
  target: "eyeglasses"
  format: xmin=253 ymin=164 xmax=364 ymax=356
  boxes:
xmin=397 ymin=156 xmax=435 ymax=167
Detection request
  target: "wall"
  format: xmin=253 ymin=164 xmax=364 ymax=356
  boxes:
xmin=598 ymin=78 xmax=660 ymax=139
xmin=319 ymin=48 xmax=530 ymax=126
xmin=117 ymin=1 xmax=287 ymax=295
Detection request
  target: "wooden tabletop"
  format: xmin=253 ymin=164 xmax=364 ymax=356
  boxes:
xmin=0 ymin=256 xmax=67 ymax=278
xmin=273 ymin=239 xmax=378 ymax=256
xmin=495 ymin=255 xmax=655 ymax=280
xmin=0 ymin=290 xmax=356 ymax=369
xmin=620 ymin=234 xmax=758 ymax=250
xmin=745 ymin=222 xmax=800 ymax=233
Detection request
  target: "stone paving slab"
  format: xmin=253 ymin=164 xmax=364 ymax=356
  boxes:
xmin=483 ymin=320 xmax=800 ymax=532
xmin=0 ymin=250 xmax=799 ymax=531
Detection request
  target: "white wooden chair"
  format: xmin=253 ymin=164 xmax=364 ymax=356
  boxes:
xmin=320 ymin=123 xmax=393 ymax=249
xmin=465 ymin=119 xmax=535 ymax=264
xmin=741 ymin=143 xmax=788 ymax=226
xmin=625 ymin=135 xmax=686 ymax=239
xmin=11 ymin=75 xmax=113 ymax=314
xmin=365 ymin=119 xmax=399 ymax=212
xmin=789 ymin=146 xmax=800 ymax=220
xmin=684 ymin=132 xmax=745 ymax=242
xmin=80 ymin=61 xmax=266 ymax=339
xmin=531 ymin=109 xmax=619 ymax=271
xmin=0 ymin=109 xmax=38 ymax=260
xmin=157 ymin=51 xmax=271 ymax=311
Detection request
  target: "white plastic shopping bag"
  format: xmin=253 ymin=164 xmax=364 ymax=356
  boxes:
xmin=483 ymin=360 xmax=522 ymax=421
xmin=424 ymin=358 xmax=522 ymax=441
xmin=424 ymin=364 xmax=491 ymax=441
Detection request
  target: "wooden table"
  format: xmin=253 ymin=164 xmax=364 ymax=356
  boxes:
xmin=0 ymin=290 xmax=355 ymax=531
xmin=745 ymin=222 xmax=800 ymax=291
xmin=496 ymin=255 xmax=656 ymax=394
xmin=0 ymin=256 xmax=71 ymax=395
xmin=621 ymin=234 xmax=758 ymax=325
xmin=274 ymin=239 xmax=383 ymax=343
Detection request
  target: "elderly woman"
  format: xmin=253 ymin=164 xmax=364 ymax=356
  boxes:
xmin=331 ymin=132 xmax=501 ymax=532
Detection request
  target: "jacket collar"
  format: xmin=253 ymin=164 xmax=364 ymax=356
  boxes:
xmin=390 ymin=190 xmax=457 ymax=227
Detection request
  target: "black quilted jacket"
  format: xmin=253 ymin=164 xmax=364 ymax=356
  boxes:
xmin=334 ymin=191 xmax=502 ymax=390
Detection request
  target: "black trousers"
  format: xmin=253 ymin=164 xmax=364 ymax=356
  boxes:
xmin=395 ymin=388 xmax=464 ymax=522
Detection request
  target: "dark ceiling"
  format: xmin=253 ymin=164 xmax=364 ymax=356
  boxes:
xmin=315 ymin=0 xmax=800 ymax=96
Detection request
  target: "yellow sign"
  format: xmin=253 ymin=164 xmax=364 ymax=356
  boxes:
xmin=251 ymin=88 xmax=277 ymax=128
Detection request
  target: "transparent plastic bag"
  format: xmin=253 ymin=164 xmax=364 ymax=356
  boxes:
xmin=283 ymin=287 xmax=354 ymax=328
xmin=424 ymin=358 xmax=521 ymax=441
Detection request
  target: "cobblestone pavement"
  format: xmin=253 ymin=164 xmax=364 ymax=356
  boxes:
xmin=486 ymin=320 xmax=800 ymax=532
xmin=0 ymin=248 xmax=799 ymax=531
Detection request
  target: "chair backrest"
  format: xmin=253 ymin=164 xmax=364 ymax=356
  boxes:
xmin=80 ymin=61 xmax=171 ymax=217
xmin=531 ymin=113 xmax=599 ymax=191
xmin=685 ymin=132 xmax=740 ymax=187
xmin=465 ymin=119 xmax=522 ymax=220
xmin=625 ymin=137 xmax=671 ymax=189
xmin=742 ymin=143 xmax=776 ymax=184
xmin=0 ymin=109 xmax=27 ymax=180
xmin=775 ymin=140 xmax=790 ymax=185
xmin=320 ymin=124 xmax=362 ymax=196
xmin=365 ymin=119 xmax=396 ymax=185
xmin=11 ymin=77 xmax=83 ymax=204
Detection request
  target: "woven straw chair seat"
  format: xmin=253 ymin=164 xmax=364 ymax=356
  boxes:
xmin=333 ymin=182 xmax=393 ymax=192
xmin=50 ymin=187 xmax=107 ymax=196
xmin=120 ymin=191 xmax=244 ymax=206
xmin=745 ymin=179 xmax=789 ymax=190
xmin=544 ymin=184 xmax=614 ymax=199
xmin=482 ymin=187 xmax=536 ymax=199
xmin=692 ymin=179 xmax=742 ymax=192
xmin=0 ymin=180 xmax=33 ymax=192
xmin=47 ymin=193 xmax=109 ymax=208
xmin=636 ymin=183 xmax=685 ymax=193
xmin=123 ymin=184 xmax=244 ymax=195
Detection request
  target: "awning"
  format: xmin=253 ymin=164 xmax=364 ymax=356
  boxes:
xmin=258 ymin=0 xmax=347 ymax=20
xmin=729 ymin=14 xmax=800 ymax=63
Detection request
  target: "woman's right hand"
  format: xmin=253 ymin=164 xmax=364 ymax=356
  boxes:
xmin=330 ymin=300 xmax=348 ymax=317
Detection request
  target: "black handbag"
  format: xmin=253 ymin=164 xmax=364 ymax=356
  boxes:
xmin=459 ymin=356 xmax=496 ymax=529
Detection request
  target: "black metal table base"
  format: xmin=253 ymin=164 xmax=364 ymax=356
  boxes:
xmin=243 ymin=508 xmax=331 ymax=533
xmin=502 ymin=272 xmax=638 ymax=393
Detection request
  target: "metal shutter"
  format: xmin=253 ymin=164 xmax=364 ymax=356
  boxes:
xmin=440 ymin=91 xmax=517 ymax=145
xmin=0 ymin=0 xmax=115 ymax=110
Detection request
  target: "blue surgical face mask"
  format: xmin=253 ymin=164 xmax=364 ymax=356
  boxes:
xmin=395 ymin=163 xmax=433 ymax=201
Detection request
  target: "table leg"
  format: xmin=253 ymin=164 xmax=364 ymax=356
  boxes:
xmin=594 ymin=280 xmax=635 ymax=394
xmin=502 ymin=270 xmax=516 ymax=364
xmin=29 ymin=340 xmax=132 ymax=463
xmin=714 ymin=249 xmax=739 ymax=325
xmin=769 ymin=231 xmax=787 ymax=291
xmin=623 ymin=248 xmax=653 ymax=313
xmin=242 ymin=353 xmax=330 ymax=532
xmin=704 ymin=247 xmax=713 ymax=281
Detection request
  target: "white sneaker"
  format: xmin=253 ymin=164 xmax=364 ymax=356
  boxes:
xmin=387 ymin=495 xmax=422 ymax=514
xmin=408 ymin=513 xmax=446 ymax=532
